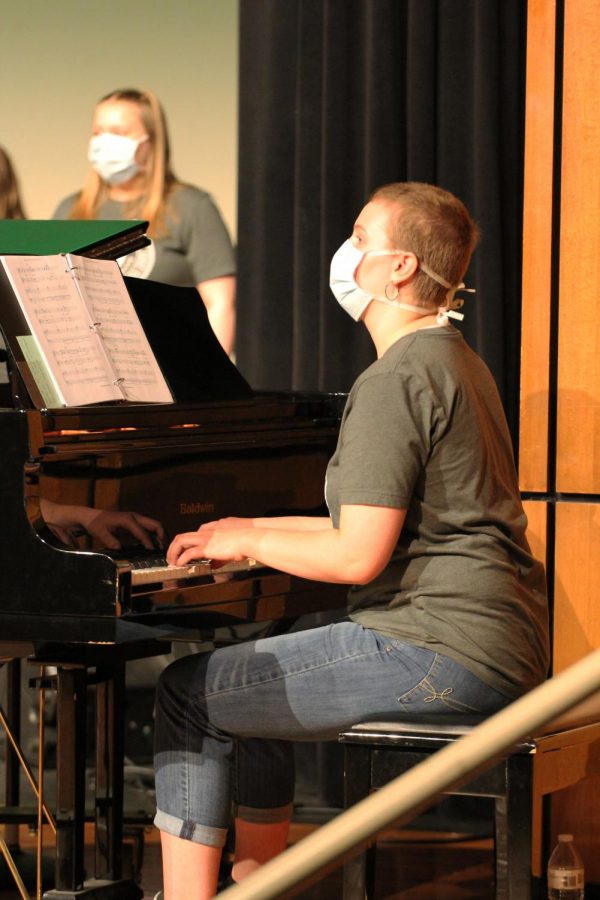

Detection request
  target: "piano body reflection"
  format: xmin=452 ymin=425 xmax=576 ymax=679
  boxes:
xmin=0 ymin=257 xmax=347 ymax=898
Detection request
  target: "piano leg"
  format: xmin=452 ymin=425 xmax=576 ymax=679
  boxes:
xmin=95 ymin=661 xmax=126 ymax=880
xmin=42 ymin=660 xmax=143 ymax=900
xmin=54 ymin=664 xmax=87 ymax=892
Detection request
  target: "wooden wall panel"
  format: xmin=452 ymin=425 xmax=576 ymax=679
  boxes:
xmin=522 ymin=499 xmax=548 ymax=565
xmin=521 ymin=0 xmax=600 ymax=878
xmin=518 ymin=0 xmax=556 ymax=492
xmin=553 ymin=503 xmax=600 ymax=671
xmin=555 ymin=0 xmax=600 ymax=492
xmin=551 ymin=502 xmax=600 ymax=880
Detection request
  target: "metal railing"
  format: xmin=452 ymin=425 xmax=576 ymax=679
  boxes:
xmin=221 ymin=649 xmax=600 ymax=899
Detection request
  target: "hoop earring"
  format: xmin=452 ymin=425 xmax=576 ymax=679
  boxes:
xmin=385 ymin=281 xmax=399 ymax=301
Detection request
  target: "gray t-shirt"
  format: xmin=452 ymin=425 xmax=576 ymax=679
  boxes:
xmin=54 ymin=184 xmax=236 ymax=287
xmin=325 ymin=325 xmax=549 ymax=698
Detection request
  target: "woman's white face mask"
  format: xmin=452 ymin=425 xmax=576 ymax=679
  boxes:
xmin=329 ymin=239 xmax=401 ymax=321
xmin=88 ymin=132 xmax=148 ymax=186
xmin=329 ymin=238 xmax=470 ymax=324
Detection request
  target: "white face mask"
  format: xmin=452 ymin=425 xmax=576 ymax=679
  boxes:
xmin=329 ymin=238 xmax=471 ymax=324
xmin=329 ymin=239 xmax=402 ymax=321
xmin=88 ymin=132 xmax=148 ymax=186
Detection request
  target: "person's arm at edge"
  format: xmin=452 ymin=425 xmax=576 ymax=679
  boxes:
xmin=197 ymin=275 xmax=236 ymax=356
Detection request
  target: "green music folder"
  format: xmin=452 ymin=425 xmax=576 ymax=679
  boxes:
xmin=0 ymin=219 xmax=149 ymax=259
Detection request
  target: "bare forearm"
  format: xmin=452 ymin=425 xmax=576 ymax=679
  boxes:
xmin=251 ymin=516 xmax=332 ymax=531
xmin=241 ymin=527 xmax=362 ymax=582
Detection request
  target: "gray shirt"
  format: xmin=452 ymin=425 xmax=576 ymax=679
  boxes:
xmin=325 ymin=325 xmax=549 ymax=698
xmin=54 ymin=184 xmax=236 ymax=287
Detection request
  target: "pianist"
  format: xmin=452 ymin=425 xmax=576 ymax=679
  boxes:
xmin=152 ymin=182 xmax=549 ymax=899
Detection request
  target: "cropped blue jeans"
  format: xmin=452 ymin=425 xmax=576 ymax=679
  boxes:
xmin=153 ymin=620 xmax=510 ymax=847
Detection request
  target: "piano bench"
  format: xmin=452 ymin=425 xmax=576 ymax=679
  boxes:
xmin=338 ymin=715 xmax=600 ymax=900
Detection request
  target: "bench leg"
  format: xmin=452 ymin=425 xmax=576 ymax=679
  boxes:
xmin=342 ymin=745 xmax=375 ymax=900
xmin=495 ymin=756 xmax=533 ymax=900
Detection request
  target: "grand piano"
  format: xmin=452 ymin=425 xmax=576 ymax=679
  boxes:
xmin=0 ymin=224 xmax=346 ymax=899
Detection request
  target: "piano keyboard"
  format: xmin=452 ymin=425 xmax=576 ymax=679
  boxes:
xmin=128 ymin=554 xmax=259 ymax=586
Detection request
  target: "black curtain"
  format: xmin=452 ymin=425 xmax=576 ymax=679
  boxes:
xmin=236 ymin=0 xmax=527 ymax=439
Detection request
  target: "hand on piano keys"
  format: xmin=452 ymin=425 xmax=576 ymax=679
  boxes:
xmin=129 ymin=554 xmax=259 ymax=586
xmin=166 ymin=517 xmax=258 ymax=568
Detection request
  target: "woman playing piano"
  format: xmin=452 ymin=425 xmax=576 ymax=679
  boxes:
xmin=53 ymin=88 xmax=237 ymax=355
xmin=152 ymin=182 xmax=549 ymax=899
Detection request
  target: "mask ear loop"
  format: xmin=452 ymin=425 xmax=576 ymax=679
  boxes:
xmin=419 ymin=260 xmax=476 ymax=325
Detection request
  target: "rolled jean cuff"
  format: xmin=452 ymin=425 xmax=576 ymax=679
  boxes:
xmin=234 ymin=802 xmax=294 ymax=825
xmin=154 ymin=809 xmax=228 ymax=849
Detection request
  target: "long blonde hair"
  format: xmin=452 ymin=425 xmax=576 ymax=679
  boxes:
xmin=0 ymin=146 xmax=26 ymax=219
xmin=69 ymin=88 xmax=178 ymax=238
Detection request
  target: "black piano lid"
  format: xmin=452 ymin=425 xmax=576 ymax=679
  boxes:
xmin=125 ymin=276 xmax=253 ymax=403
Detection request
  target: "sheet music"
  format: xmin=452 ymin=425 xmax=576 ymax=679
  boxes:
xmin=0 ymin=254 xmax=173 ymax=407
xmin=69 ymin=254 xmax=172 ymax=403
xmin=1 ymin=255 xmax=122 ymax=405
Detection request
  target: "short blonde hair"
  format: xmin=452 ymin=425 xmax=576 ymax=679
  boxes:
xmin=69 ymin=88 xmax=178 ymax=238
xmin=370 ymin=182 xmax=480 ymax=307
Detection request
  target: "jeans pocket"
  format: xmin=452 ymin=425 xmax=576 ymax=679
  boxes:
xmin=396 ymin=653 xmax=505 ymax=715
xmin=399 ymin=679 xmax=484 ymax=713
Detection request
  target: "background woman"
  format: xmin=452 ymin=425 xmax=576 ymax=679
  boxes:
xmin=54 ymin=88 xmax=236 ymax=354
xmin=153 ymin=182 xmax=549 ymax=899
xmin=0 ymin=145 xmax=26 ymax=219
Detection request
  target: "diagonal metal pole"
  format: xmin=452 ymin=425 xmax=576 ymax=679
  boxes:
xmin=0 ymin=837 xmax=30 ymax=900
xmin=221 ymin=649 xmax=600 ymax=900
xmin=0 ymin=702 xmax=56 ymax=834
